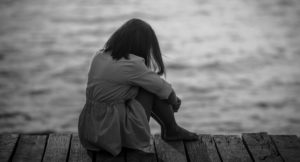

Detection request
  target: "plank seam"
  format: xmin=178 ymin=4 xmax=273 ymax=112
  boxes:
xmin=66 ymin=134 xmax=73 ymax=162
xmin=124 ymin=149 xmax=127 ymax=162
xmin=8 ymin=134 xmax=20 ymax=162
xmin=241 ymin=135 xmax=255 ymax=162
xmin=152 ymin=136 xmax=159 ymax=162
xmin=212 ymin=136 xmax=224 ymax=162
xmin=183 ymin=141 xmax=191 ymax=162
xmin=269 ymin=136 xmax=286 ymax=162
xmin=41 ymin=134 xmax=50 ymax=162
xmin=92 ymin=151 xmax=96 ymax=162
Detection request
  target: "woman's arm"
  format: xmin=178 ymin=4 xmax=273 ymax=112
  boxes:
xmin=122 ymin=57 xmax=181 ymax=111
xmin=166 ymin=90 xmax=181 ymax=112
xmin=122 ymin=58 xmax=173 ymax=100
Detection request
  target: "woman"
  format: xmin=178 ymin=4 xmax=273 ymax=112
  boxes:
xmin=78 ymin=18 xmax=198 ymax=156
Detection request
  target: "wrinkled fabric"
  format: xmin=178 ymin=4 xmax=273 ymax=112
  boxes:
xmin=78 ymin=51 xmax=173 ymax=156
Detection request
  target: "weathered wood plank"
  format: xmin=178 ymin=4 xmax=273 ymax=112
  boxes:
xmin=126 ymin=148 xmax=157 ymax=162
xmin=69 ymin=133 xmax=93 ymax=162
xmin=185 ymin=134 xmax=221 ymax=162
xmin=126 ymin=138 xmax=157 ymax=162
xmin=271 ymin=135 xmax=300 ymax=162
xmin=1 ymin=133 xmax=299 ymax=162
xmin=153 ymin=134 xmax=187 ymax=162
xmin=43 ymin=133 xmax=71 ymax=162
xmin=95 ymin=150 xmax=125 ymax=162
xmin=202 ymin=135 xmax=223 ymax=162
xmin=213 ymin=135 xmax=252 ymax=162
xmin=0 ymin=134 xmax=19 ymax=162
xmin=12 ymin=134 xmax=47 ymax=162
xmin=242 ymin=133 xmax=283 ymax=162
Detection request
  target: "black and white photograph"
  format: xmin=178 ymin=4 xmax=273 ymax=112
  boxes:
xmin=0 ymin=0 xmax=300 ymax=161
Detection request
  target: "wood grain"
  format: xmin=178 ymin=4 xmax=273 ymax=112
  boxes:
xmin=153 ymin=134 xmax=187 ymax=162
xmin=242 ymin=133 xmax=283 ymax=162
xmin=185 ymin=134 xmax=221 ymax=162
xmin=12 ymin=134 xmax=47 ymax=162
xmin=0 ymin=134 xmax=19 ymax=162
xmin=43 ymin=133 xmax=71 ymax=162
xmin=126 ymin=137 xmax=157 ymax=162
xmin=214 ymin=135 xmax=252 ymax=162
xmin=271 ymin=135 xmax=300 ymax=162
xmin=201 ymin=135 xmax=222 ymax=162
xmin=0 ymin=133 xmax=299 ymax=162
xmin=69 ymin=133 xmax=93 ymax=162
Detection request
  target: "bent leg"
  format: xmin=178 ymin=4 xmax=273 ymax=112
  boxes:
xmin=135 ymin=88 xmax=154 ymax=121
xmin=135 ymin=88 xmax=198 ymax=141
xmin=152 ymin=96 xmax=198 ymax=141
xmin=152 ymin=97 xmax=177 ymax=129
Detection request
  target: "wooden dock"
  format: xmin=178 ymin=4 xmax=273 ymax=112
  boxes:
xmin=0 ymin=132 xmax=300 ymax=162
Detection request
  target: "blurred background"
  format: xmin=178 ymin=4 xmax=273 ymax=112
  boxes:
xmin=0 ymin=0 xmax=300 ymax=135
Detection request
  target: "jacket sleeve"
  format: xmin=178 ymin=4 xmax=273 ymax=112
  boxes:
xmin=122 ymin=59 xmax=173 ymax=100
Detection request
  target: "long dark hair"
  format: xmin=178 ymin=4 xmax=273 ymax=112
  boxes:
xmin=102 ymin=18 xmax=165 ymax=76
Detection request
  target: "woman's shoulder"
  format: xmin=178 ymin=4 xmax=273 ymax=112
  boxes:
xmin=95 ymin=51 xmax=144 ymax=62
xmin=92 ymin=51 xmax=145 ymax=69
xmin=117 ymin=54 xmax=146 ymax=69
xmin=116 ymin=54 xmax=148 ymax=75
xmin=120 ymin=54 xmax=144 ymax=62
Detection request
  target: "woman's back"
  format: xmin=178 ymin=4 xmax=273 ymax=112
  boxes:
xmin=86 ymin=51 xmax=144 ymax=102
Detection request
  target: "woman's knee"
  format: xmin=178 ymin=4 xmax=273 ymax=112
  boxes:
xmin=135 ymin=88 xmax=154 ymax=121
xmin=135 ymin=88 xmax=154 ymax=110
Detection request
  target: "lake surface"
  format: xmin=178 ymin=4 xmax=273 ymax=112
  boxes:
xmin=1 ymin=0 xmax=300 ymax=135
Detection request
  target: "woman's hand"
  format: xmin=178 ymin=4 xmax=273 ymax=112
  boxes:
xmin=172 ymin=96 xmax=181 ymax=112
xmin=167 ymin=90 xmax=181 ymax=112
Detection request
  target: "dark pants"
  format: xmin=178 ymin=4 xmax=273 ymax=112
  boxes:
xmin=135 ymin=88 xmax=177 ymax=129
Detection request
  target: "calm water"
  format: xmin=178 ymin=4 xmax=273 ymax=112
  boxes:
xmin=1 ymin=0 xmax=300 ymax=135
